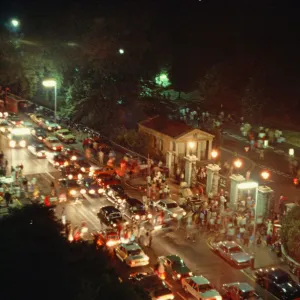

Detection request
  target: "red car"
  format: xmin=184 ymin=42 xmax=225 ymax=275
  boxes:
xmin=93 ymin=229 xmax=120 ymax=248
xmin=96 ymin=173 xmax=121 ymax=189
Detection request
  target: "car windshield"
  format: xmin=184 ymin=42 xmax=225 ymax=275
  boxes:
xmin=128 ymin=249 xmax=142 ymax=256
xmin=229 ymin=246 xmax=242 ymax=254
xmin=109 ymin=212 xmax=121 ymax=219
xmin=198 ymin=283 xmax=213 ymax=292
xmin=173 ymin=260 xmax=186 ymax=268
xmin=275 ymin=274 xmax=292 ymax=284
xmin=36 ymin=145 xmax=45 ymax=151
xmin=166 ymin=202 xmax=178 ymax=209
xmin=132 ymin=204 xmax=145 ymax=211
xmin=48 ymin=138 xmax=58 ymax=142
xmin=61 ymin=132 xmax=71 ymax=135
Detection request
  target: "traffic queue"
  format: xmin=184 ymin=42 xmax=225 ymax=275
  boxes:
xmin=1 ymin=110 xmax=278 ymax=300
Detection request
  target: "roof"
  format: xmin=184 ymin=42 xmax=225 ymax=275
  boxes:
xmin=139 ymin=116 xmax=193 ymax=138
xmin=161 ymin=199 xmax=176 ymax=204
xmin=222 ymin=241 xmax=240 ymax=248
xmin=190 ymin=276 xmax=210 ymax=285
xmin=165 ymin=255 xmax=182 ymax=262
xmin=126 ymin=198 xmax=143 ymax=206
xmin=122 ymin=242 xmax=141 ymax=250
xmin=224 ymin=282 xmax=254 ymax=292
xmin=102 ymin=206 xmax=120 ymax=213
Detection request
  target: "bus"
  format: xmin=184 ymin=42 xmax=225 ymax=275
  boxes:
xmin=8 ymin=127 xmax=31 ymax=148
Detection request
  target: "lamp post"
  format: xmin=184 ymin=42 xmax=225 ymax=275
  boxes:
xmin=42 ymin=79 xmax=57 ymax=123
xmin=261 ymin=170 xmax=270 ymax=187
xmin=188 ymin=141 xmax=195 ymax=156
xmin=119 ymin=48 xmax=124 ymax=54
xmin=11 ymin=19 xmax=20 ymax=28
xmin=233 ymin=158 xmax=242 ymax=174
xmin=211 ymin=149 xmax=218 ymax=163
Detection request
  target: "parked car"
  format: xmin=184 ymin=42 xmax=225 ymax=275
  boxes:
xmin=31 ymin=127 xmax=47 ymax=141
xmin=97 ymin=205 xmax=127 ymax=228
xmin=158 ymin=255 xmax=192 ymax=281
xmin=182 ymin=275 xmax=222 ymax=300
xmin=123 ymin=197 xmax=152 ymax=221
xmin=222 ymin=282 xmax=262 ymax=300
xmin=57 ymin=178 xmax=86 ymax=201
xmin=129 ymin=272 xmax=174 ymax=300
xmin=55 ymin=129 xmax=76 ymax=143
xmin=41 ymin=119 xmax=61 ymax=131
xmin=255 ymin=268 xmax=300 ymax=300
xmin=43 ymin=136 xmax=64 ymax=151
xmin=213 ymin=241 xmax=252 ymax=267
xmin=114 ymin=242 xmax=149 ymax=267
xmin=153 ymin=199 xmax=186 ymax=219
xmin=28 ymin=143 xmax=47 ymax=158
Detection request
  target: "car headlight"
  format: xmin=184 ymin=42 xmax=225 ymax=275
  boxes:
xmin=81 ymin=167 xmax=85 ymax=172
xmin=88 ymin=171 xmax=93 ymax=176
xmin=135 ymin=215 xmax=140 ymax=220
xmin=55 ymin=162 xmax=60 ymax=166
xmin=112 ymin=223 xmax=116 ymax=227
xmin=9 ymin=140 xmax=16 ymax=148
xmin=172 ymin=213 xmax=177 ymax=218
xmin=71 ymin=155 xmax=77 ymax=161
xmin=37 ymin=152 xmax=43 ymax=157
xmin=144 ymin=256 xmax=149 ymax=261
xmin=0 ymin=128 xmax=5 ymax=132
xmin=69 ymin=189 xmax=76 ymax=196
xmin=20 ymin=140 xmax=26 ymax=147
xmin=177 ymin=274 xmax=181 ymax=279
xmin=68 ymin=174 xmax=73 ymax=180
xmin=182 ymin=211 xmax=187 ymax=216
xmin=64 ymin=161 xmax=69 ymax=166
xmin=89 ymin=189 xmax=95 ymax=194
xmin=147 ymin=213 xmax=152 ymax=219
xmin=38 ymin=136 xmax=43 ymax=140
xmin=48 ymin=127 xmax=52 ymax=130
xmin=80 ymin=189 xmax=86 ymax=194
xmin=58 ymin=126 xmax=61 ymax=129
xmin=98 ymin=188 xmax=104 ymax=194
xmin=188 ymin=272 xmax=193 ymax=276
xmin=78 ymin=174 xmax=82 ymax=180
xmin=53 ymin=147 xmax=57 ymax=150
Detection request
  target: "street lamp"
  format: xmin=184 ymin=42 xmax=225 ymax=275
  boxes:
xmin=42 ymin=79 xmax=57 ymax=122
xmin=211 ymin=149 xmax=218 ymax=160
xmin=11 ymin=19 xmax=20 ymax=28
xmin=119 ymin=48 xmax=124 ymax=54
xmin=261 ymin=170 xmax=270 ymax=187
xmin=233 ymin=159 xmax=242 ymax=169
xmin=188 ymin=141 xmax=195 ymax=156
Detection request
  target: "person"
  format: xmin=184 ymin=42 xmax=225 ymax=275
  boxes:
xmin=259 ymin=149 xmax=264 ymax=160
xmin=4 ymin=190 xmax=11 ymax=207
xmin=148 ymin=231 xmax=152 ymax=247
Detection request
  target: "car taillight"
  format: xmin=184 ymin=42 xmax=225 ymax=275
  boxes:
xmin=130 ymin=261 xmax=136 ymax=266
xmin=294 ymin=178 xmax=299 ymax=185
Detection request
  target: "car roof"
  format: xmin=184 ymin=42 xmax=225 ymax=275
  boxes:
xmin=101 ymin=205 xmax=121 ymax=214
xmin=110 ymin=184 xmax=123 ymax=190
xmin=267 ymin=268 xmax=289 ymax=277
xmin=121 ymin=242 xmax=141 ymax=251
xmin=160 ymin=199 xmax=176 ymax=204
xmin=224 ymin=282 xmax=254 ymax=292
xmin=222 ymin=241 xmax=239 ymax=248
xmin=164 ymin=255 xmax=182 ymax=262
xmin=126 ymin=198 xmax=143 ymax=206
xmin=189 ymin=276 xmax=210 ymax=285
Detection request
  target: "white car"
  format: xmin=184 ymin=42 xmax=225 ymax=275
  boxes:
xmin=28 ymin=143 xmax=47 ymax=158
xmin=114 ymin=242 xmax=149 ymax=267
xmin=154 ymin=199 xmax=186 ymax=218
xmin=41 ymin=120 xmax=61 ymax=131
xmin=43 ymin=136 xmax=64 ymax=151
xmin=182 ymin=276 xmax=222 ymax=300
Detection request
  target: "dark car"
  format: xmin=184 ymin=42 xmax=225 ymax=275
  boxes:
xmin=62 ymin=148 xmax=82 ymax=161
xmin=123 ymin=197 xmax=152 ymax=221
xmin=93 ymin=229 xmax=120 ymax=248
xmin=81 ymin=178 xmax=103 ymax=196
xmin=97 ymin=206 xmax=127 ymax=228
xmin=255 ymin=268 xmax=300 ymax=300
xmin=96 ymin=173 xmax=121 ymax=189
xmin=105 ymin=185 xmax=127 ymax=205
xmin=129 ymin=272 xmax=174 ymax=300
xmin=57 ymin=178 xmax=86 ymax=201
xmin=222 ymin=282 xmax=262 ymax=299
xmin=47 ymin=153 xmax=69 ymax=168
xmin=73 ymin=157 xmax=93 ymax=173
xmin=60 ymin=165 xmax=84 ymax=181
xmin=31 ymin=127 xmax=47 ymax=141
xmin=28 ymin=143 xmax=47 ymax=158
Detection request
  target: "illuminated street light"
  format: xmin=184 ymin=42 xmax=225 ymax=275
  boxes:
xmin=11 ymin=19 xmax=20 ymax=27
xmin=233 ymin=159 xmax=242 ymax=169
xmin=42 ymin=79 xmax=57 ymax=122
xmin=261 ymin=171 xmax=270 ymax=181
xmin=211 ymin=150 xmax=218 ymax=159
xmin=188 ymin=141 xmax=195 ymax=156
xmin=119 ymin=48 xmax=124 ymax=54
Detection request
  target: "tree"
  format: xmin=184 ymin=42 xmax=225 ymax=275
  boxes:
xmin=0 ymin=204 xmax=149 ymax=300
xmin=281 ymin=206 xmax=300 ymax=263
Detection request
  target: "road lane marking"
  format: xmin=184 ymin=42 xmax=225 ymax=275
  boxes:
xmin=45 ymin=172 xmax=55 ymax=179
xmin=177 ymin=292 xmax=187 ymax=300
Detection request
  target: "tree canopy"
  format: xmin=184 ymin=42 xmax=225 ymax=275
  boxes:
xmin=0 ymin=204 xmax=149 ymax=300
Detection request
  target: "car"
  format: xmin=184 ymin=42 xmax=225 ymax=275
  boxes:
xmin=97 ymin=205 xmax=127 ymax=228
xmin=93 ymin=229 xmax=120 ymax=248
xmin=0 ymin=119 xmax=12 ymax=134
xmin=31 ymin=127 xmax=47 ymax=141
xmin=62 ymin=148 xmax=82 ymax=161
xmin=72 ymin=157 xmax=93 ymax=174
xmin=30 ymin=113 xmax=44 ymax=124
xmin=129 ymin=272 xmax=174 ymax=300
xmin=105 ymin=185 xmax=127 ymax=205
xmin=255 ymin=268 xmax=300 ymax=300
xmin=158 ymin=255 xmax=192 ymax=281
xmin=60 ymin=165 xmax=83 ymax=181
xmin=81 ymin=178 xmax=104 ymax=196
xmin=123 ymin=197 xmax=152 ymax=221
xmin=154 ymin=199 xmax=187 ymax=219
xmin=0 ymin=112 xmax=9 ymax=119
xmin=28 ymin=143 xmax=47 ymax=158
xmin=41 ymin=119 xmax=61 ymax=131
xmin=96 ymin=173 xmax=121 ymax=189
xmin=57 ymin=178 xmax=86 ymax=201
xmin=47 ymin=152 xmax=69 ymax=167
xmin=43 ymin=136 xmax=64 ymax=151
xmin=213 ymin=241 xmax=252 ymax=267
xmin=114 ymin=242 xmax=149 ymax=267
xmin=55 ymin=129 xmax=76 ymax=143
xmin=182 ymin=276 xmax=222 ymax=300
xmin=222 ymin=282 xmax=262 ymax=300
xmin=90 ymin=165 xmax=116 ymax=177
xmin=7 ymin=114 xmax=23 ymax=126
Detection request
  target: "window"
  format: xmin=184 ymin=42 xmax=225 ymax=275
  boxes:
xmin=159 ymin=139 xmax=163 ymax=151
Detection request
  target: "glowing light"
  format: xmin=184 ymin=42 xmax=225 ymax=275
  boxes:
xmin=261 ymin=171 xmax=270 ymax=180
xmin=211 ymin=150 xmax=218 ymax=159
xmin=19 ymin=140 xmax=26 ymax=148
xmin=119 ymin=48 xmax=124 ymax=54
xmin=155 ymin=71 xmax=171 ymax=87
xmin=11 ymin=127 xmax=30 ymax=135
xmin=233 ymin=159 xmax=242 ymax=169
xmin=9 ymin=140 xmax=16 ymax=148
xmin=42 ymin=79 xmax=57 ymax=88
xmin=188 ymin=141 xmax=195 ymax=149
xmin=11 ymin=19 xmax=19 ymax=27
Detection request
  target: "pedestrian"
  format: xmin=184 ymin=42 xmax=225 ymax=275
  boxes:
xmin=259 ymin=149 xmax=264 ymax=160
xmin=4 ymin=190 xmax=11 ymax=207
xmin=163 ymin=185 xmax=169 ymax=198
xmin=148 ymin=231 xmax=152 ymax=247
xmin=243 ymin=229 xmax=250 ymax=247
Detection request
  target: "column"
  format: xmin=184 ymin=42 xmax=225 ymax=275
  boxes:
xmin=197 ymin=141 xmax=201 ymax=161
xmin=229 ymin=174 xmax=245 ymax=208
xmin=257 ymin=186 xmax=274 ymax=218
xmin=166 ymin=151 xmax=174 ymax=177
xmin=207 ymin=140 xmax=212 ymax=160
xmin=184 ymin=155 xmax=198 ymax=187
xmin=206 ymin=164 xmax=221 ymax=195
